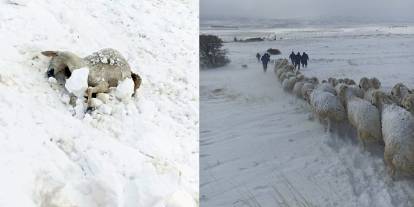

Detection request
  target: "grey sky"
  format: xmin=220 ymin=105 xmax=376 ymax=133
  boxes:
xmin=200 ymin=0 xmax=414 ymax=21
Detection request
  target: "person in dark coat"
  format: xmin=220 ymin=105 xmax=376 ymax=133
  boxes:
xmin=256 ymin=53 xmax=261 ymax=62
xmin=301 ymin=52 xmax=309 ymax=68
xmin=261 ymin=53 xmax=270 ymax=72
xmin=295 ymin=52 xmax=301 ymax=70
xmin=289 ymin=51 xmax=295 ymax=65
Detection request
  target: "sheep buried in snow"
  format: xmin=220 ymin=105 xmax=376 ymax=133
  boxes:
xmin=42 ymin=48 xmax=142 ymax=109
xmin=371 ymin=91 xmax=414 ymax=177
xmin=338 ymin=85 xmax=382 ymax=147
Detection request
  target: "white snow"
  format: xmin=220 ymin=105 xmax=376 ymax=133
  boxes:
xmin=201 ymin=23 xmax=414 ymax=207
xmin=115 ymin=78 xmax=134 ymax=101
xmin=65 ymin=67 xmax=89 ymax=98
xmin=0 ymin=0 xmax=198 ymax=206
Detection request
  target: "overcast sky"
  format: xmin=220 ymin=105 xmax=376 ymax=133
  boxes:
xmin=200 ymin=0 xmax=414 ymax=21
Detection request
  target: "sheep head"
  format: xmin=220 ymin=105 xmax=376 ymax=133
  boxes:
xmin=391 ymin=83 xmax=411 ymax=102
xmin=359 ymin=77 xmax=370 ymax=91
xmin=401 ymin=94 xmax=414 ymax=114
xmin=310 ymin=77 xmax=319 ymax=84
xmin=371 ymin=91 xmax=393 ymax=109
xmin=41 ymin=51 xmax=85 ymax=78
xmin=369 ymin=77 xmax=381 ymax=89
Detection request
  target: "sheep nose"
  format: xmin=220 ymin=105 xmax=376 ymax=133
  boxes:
xmin=47 ymin=68 xmax=55 ymax=78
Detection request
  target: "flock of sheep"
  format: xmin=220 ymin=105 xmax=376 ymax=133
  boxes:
xmin=275 ymin=59 xmax=414 ymax=178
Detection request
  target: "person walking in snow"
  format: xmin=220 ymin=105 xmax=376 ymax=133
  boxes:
xmin=261 ymin=53 xmax=270 ymax=72
xmin=256 ymin=53 xmax=261 ymax=62
xmin=301 ymin=52 xmax=309 ymax=68
xmin=289 ymin=51 xmax=295 ymax=65
xmin=295 ymin=52 xmax=301 ymax=70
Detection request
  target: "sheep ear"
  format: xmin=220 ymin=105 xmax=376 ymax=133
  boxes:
xmin=41 ymin=51 xmax=59 ymax=57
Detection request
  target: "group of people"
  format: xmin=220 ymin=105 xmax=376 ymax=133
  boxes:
xmin=289 ymin=51 xmax=309 ymax=70
xmin=256 ymin=52 xmax=271 ymax=72
xmin=256 ymin=51 xmax=310 ymax=72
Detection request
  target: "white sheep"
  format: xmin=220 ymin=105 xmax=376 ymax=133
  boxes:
xmin=301 ymin=77 xmax=319 ymax=102
xmin=282 ymin=74 xmax=304 ymax=92
xmin=316 ymin=82 xmax=337 ymax=95
xmin=42 ymin=48 xmax=142 ymax=109
xmin=335 ymin=83 xmax=364 ymax=105
xmin=309 ymin=84 xmax=346 ymax=131
xmin=372 ymin=91 xmax=414 ymax=176
xmin=338 ymin=85 xmax=382 ymax=147
xmin=293 ymin=78 xmax=308 ymax=98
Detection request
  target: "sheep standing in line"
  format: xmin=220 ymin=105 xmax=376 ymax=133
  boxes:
xmin=309 ymin=84 xmax=346 ymax=131
xmin=282 ymin=74 xmax=304 ymax=92
xmin=301 ymin=77 xmax=319 ymax=102
xmin=42 ymin=48 xmax=142 ymax=109
xmin=338 ymin=85 xmax=382 ymax=148
xmin=360 ymin=77 xmax=381 ymax=103
xmin=372 ymin=91 xmax=414 ymax=177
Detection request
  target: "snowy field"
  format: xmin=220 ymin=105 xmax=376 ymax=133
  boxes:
xmin=0 ymin=0 xmax=198 ymax=206
xmin=201 ymin=24 xmax=414 ymax=206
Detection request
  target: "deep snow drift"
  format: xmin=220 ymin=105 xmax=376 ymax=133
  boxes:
xmin=201 ymin=23 xmax=414 ymax=206
xmin=0 ymin=0 xmax=198 ymax=206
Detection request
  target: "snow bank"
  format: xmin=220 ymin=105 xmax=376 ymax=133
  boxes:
xmin=64 ymin=67 xmax=89 ymax=97
xmin=0 ymin=0 xmax=198 ymax=206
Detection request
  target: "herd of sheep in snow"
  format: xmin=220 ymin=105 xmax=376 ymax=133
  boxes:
xmin=274 ymin=58 xmax=414 ymax=178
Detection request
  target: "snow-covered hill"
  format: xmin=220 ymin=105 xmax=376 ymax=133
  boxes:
xmin=0 ymin=0 xmax=198 ymax=206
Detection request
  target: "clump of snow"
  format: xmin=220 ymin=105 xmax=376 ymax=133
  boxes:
xmin=115 ymin=78 xmax=134 ymax=101
xmin=64 ymin=67 xmax=89 ymax=98
xmin=165 ymin=190 xmax=197 ymax=207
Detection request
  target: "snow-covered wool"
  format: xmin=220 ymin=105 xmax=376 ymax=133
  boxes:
xmin=316 ymin=82 xmax=337 ymax=95
xmin=309 ymin=85 xmax=346 ymax=122
xmin=309 ymin=86 xmax=346 ymax=121
xmin=372 ymin=91 xmax=414 ymax=176
xmin=301 ymin=78 xmax=319 ymax=102
xmin=282 ymin=74 xmax=304 ymax=92
xmin=335 ymin=83 xmax=364 ymax=105
xmin=338 ymin=85 xmax=382 ymax=147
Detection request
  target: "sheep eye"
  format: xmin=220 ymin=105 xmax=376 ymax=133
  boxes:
xmin=47 ymin=68 xmax=55 ymax=78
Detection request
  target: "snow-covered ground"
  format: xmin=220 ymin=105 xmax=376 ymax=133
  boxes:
xmin=0 ymin=0 xmax=198 ymax=206
xmin=201 ymin=24 xmax=414 ymax=206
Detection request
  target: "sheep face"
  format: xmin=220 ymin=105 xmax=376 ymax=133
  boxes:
xmin=359 ymin=77 xmax=370 ymax=91
xmin=402 ymin=94 xmax=414 ymax=114
xmin=369 ymin=77 xmax=381 ymax=89
xmin=311 ymin=77 xmax=319 ymax=84
xmin=371 ymin=91 xmax=393 ymax=108
xmin=42 ymin=51 xmax=84 ymax=78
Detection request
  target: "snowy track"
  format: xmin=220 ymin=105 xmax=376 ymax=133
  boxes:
xmin=200 ymin=35 xmax=414 ymax=206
